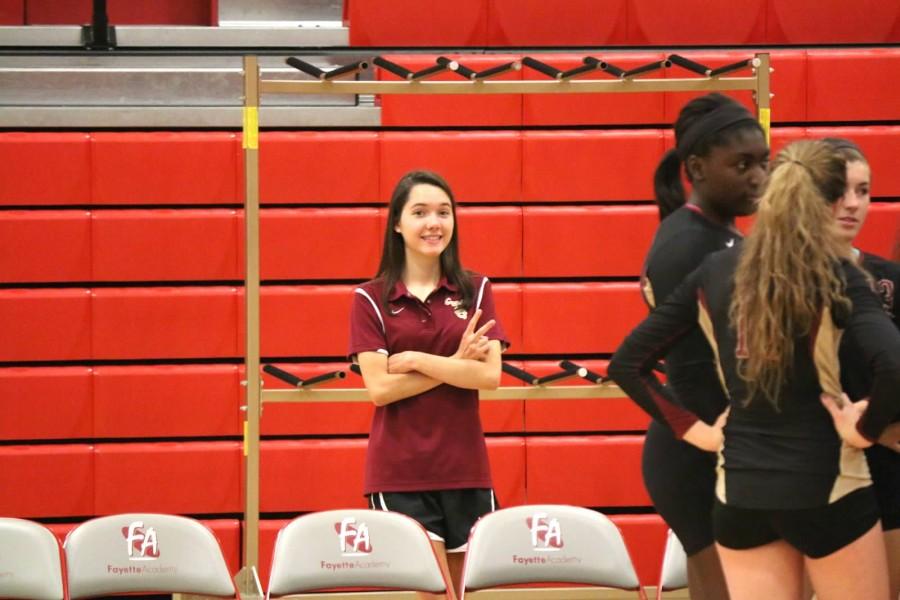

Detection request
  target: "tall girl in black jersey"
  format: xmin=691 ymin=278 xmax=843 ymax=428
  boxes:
xmin=824 ymin=137 xmax=900 ymax=598
xmin=610 ymin=140 xmax=900 ymax=600
xmin=640 ymin=93 xmax=769 ymax=600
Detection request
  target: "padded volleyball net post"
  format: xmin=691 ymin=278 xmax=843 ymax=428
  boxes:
xmin=237 ymin=52 xmax=771 ymax=596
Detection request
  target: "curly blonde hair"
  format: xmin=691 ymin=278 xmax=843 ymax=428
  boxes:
xmin=730 ymin=140 xmax=849 ymax=408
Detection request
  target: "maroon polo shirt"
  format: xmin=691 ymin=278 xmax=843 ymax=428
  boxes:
xmin=348 ymin=273 xmax=509 ymax=494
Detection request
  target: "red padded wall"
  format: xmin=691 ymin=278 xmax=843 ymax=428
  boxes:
xmin=767 ymin=1 xmax=900 ymax=44
xmin=92 ymin=365 xmax=241 ymax=438
xmin=458 ymin=207 xmax=523 ymax=278
xmin=93 ymin=442 xmax=241 ymax=515
xmin=0 ymin=133 xmax=91 ymax=206
xmin=522 ymin=283 xmax=645 ymax=354
xmin=348 ymin=0 xmax=488 ymax=46
xmin=523 ymin=206 xmax=657 ymax=277
xmin=0 ymin=445 xmax=94 ymax=518
xmin=0 ymin=0 xmax=23 ymax=24
xmin=522 ymin=130 xmax=663 ymax=202
xmin=91 ymin=132 xmax=238 ymax=205
xmin=257 ymin=285 xmax=354 ymax=357
xmin=0 ymin=367 xmax=93 ymax=440
xmin=0 ymin=210 xmax=91 ymax=283
xmin=0 ymin=289 xmax=91 ymax=361
xmin=25 ymin=0 xmax=212 ymax=24
xmin=628 ymin=0 xmax=766 ymax=45
xmin=487 ymin=0 xmax=628 ymax=46
xmin=526 ymin=436 xmax=649 ymax=507
xmin=807 ymin=50 xmax=900 ymax=122
xmin=611 ymin=515 xmax=668 ymax=586
xmin=258 ymin=132 xmax=379 ymax=204
xmin=380 ymin=132 xmax=522 ymax=202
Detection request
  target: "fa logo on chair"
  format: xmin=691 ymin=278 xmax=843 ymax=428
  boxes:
xmin=122 ymin=521 xmax=160 ymax=561
xmin=526 ymin=513 xmax=563 ymax=552
xmin=335 ymin=517 xmax=372 ymax=556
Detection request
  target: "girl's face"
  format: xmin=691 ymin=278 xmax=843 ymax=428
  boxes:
xmin=394 ymin=183 xmax=454 ymax=260
xmin=691 ymin=127 xmax=770 ymax=220
xmin=832 ymin=160 xmax=871 ymax=245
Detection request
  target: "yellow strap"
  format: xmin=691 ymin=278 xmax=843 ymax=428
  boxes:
xmin=759 ymin=107 xmax=771 ymax=146
xmin=243 ymin=420 xmax=249 ymax=456
xmin=242 ymin=106 xmax=259 ymax=150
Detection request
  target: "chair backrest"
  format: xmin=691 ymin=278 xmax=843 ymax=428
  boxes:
xmin=656 ymin=529 xmax=688 ymax=597
xmin=461 ymin=505 xmax=643 ymax=596
xmin=0 ymin=518 xmax=65 ymax=600
xmin=64 ymin=513 xmax=236 ymax=599
xmin=267 ymin=509 xmax=447 ymax=598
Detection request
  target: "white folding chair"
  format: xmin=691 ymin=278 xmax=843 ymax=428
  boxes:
xmin=0 ymin=517 xmax=65 ymax=600
xmin=267 ymin=509 xmax=448 ymax=598
xmin=655 ymin=529 xmax=688 ymax=600
xmin=64 ymin=513 xmax=237 ymax=599
xmin=461 ymin=504 xmax=648 ymax=599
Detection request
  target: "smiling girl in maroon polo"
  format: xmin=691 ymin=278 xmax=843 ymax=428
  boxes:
xmin=348 ymin=170 xmax=507 ymax=599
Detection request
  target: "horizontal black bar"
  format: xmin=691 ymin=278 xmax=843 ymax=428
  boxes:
xmin=323 ymin=60 xmax=369 ymax=80
xmin=597 ymin=59 xmax=625 ymax=78
xmin=535 ymin=369 xmax=578 ymax=386
xmin=667 ymin=54 xmax=710 ymax=76
xmin=411 ymin=58 xmax=455 ymax=80
xmin=502 ymin=362 xmax=538 ymax=385
xmin=475 ymin=61 xmax=521 ymax=80
xmin=522 ymin=56 xmax=563 ymax=79
xmin=299 ymin=370 xmax=346 ymax=387
xmin=285 ymin=57 xmax=325 ymax=79
xmin=559 ymin=360 xmax=606 ymax=384
xmin=263 ymin=363 xmax=303 ymax=387
xmin=622 ymin=59 xmax=671 ymax=78
xmin=708 ymin=58 xmax=755 ymax=77
xmin=560 ymin=62 xmax=603 ymax=79
xmin=453 ymin=61 xmax=478 ymax=80
xmin=372 ymin=56 xmax=413 ymax=79
xmin=349 ymin=363 xmax=362 ymax=376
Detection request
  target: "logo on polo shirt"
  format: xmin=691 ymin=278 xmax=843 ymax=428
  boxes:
xmin=526 ymin=513 xmax=563 ymax=551
xmin=122 ymin=521 xmax=160 ymax=561
xmin=444 ymin=297 xmax=468 ymax=320
xmin=725 ymin=238 xmax=736 ymax=248
xmin=335 ymin=517 xmax=372 ymax=556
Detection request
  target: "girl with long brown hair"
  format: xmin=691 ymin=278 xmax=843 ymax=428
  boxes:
xmin=610 ymin=140 xmax=900 ymax=600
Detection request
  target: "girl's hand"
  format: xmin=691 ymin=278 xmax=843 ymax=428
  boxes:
xmin=877 ymin=422 xmax=900 ymax=454
xmin=682 ymin=408 xmax=729 ymax=452
xmin=820 ymin=393 xmax=873 ymax=449
xmin=388 ymin=351 xmax=420 ymax=374
xmin=454 ymin=309 xmax=496 ymax=361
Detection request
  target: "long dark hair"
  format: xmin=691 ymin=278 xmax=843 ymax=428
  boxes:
xmin=376 ymin=170 xmax=474 ymax=312
xmin=654 ymin=93 xmax=765 ymax=220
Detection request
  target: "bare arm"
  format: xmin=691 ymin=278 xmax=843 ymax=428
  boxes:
xmin=388 ymin=340 xmax=502 ymax=390
xmin=357 ymin=351 xmax=443 ymax=407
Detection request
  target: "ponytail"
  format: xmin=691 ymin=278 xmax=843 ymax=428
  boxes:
xmin=653 ymin=149 xmax=686 ymax=220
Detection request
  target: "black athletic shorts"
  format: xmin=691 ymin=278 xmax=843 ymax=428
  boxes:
xmin=866 ymin=443 xmax=900 ymax=531
xmin=713 ymin=486 xmax=881 ymax=559
xmin=368 ymin=488 xmax=497 ymax=552
xmin=642 ymin=421 xmax=718 ymax=556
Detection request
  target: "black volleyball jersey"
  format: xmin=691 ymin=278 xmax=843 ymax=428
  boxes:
xmin=611 ymin=249 xmax=900 ymax=510
xmin=841 ymin=252 xmax=900 ymax=416
xmin=640 ymin=204 xmax=741 ymax=425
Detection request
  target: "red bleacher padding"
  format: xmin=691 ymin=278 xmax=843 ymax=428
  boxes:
xmin=261 ymin=437 xmax=526 ymax=513
xmin=93 ymin=441 xmax=241 ymax=514
xmin=610 ymin=515 xmax=667 ymax=586
xmin=0 ymin=210 xmax=91 ymax=283
xmin=258 ymin=208 xmax=381 ymax=280
xmin=378 ymin=55 xmax=523 ymax=127
xmin=92 ymin=209 xmax=240 ymax=281
xmin=487 ymin=0 xmax=627 ymax=46
xmin=0 ymin=0 xmax=23 ymax=24
xmin=664 ymin=50 xmax=808 ymax=124
xmin=93 ymin=365 xmax=241 ymax=438
xmin=0 ymin=445 xmax=93 ymax=517
xmin=807 ymin=50 xmax=900 ymax=123
xmin=380 ymin=132 xmax=522 ymax=203
xmin=523 ymin=206 xmax=657 ymax=277
xmin=521 ymin=52 xmax=667 ymax=127
xmin=628 ymin=0 xmax=766 ymax=45
xmin=526 ymin=436 xmax=649 ymax=507
xmin=0 ymin=289 xmax=91 ymax=361
xmin=767 ymin=1 xmax=900 ymax=44
xmin=492 ymin=283 xmax=523 ymax=351
xmin=522 ymin=283 xmax=645 ymax=354
xmin=0 ymin=367 xmax=93 ymax=440
xmin=348 ymin=0 xmax=488 ymax=46
xmin=91 ymin=132 xmax=238 ymax=205
xmin=856 ymin=204 xmax=900 ymax=259
xmin=458 ymin=207 xmax=523 ymax=278
xmin=257 ymin=285 xmax=355 ymax=357
xmin=0 ymin=133 xmax=91 ymax=206
xmin=25 ymin=0 xmax=212 ymax=25
xmin=258 ymin=132 xmax=380 ymax=204
xmin=522 ymin=361 xmax=650 ymax=433
xmin=522 ymin=130 xmax=662 ymax=202
xmin=92 ymin=287 xmax=238 ymax=360
xmin=807 ymin=126 xmax=900 ymax=197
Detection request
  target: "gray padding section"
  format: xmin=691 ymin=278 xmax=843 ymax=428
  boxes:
xmin=462 ymin=505 xmax=641 ymax=591
xmin=658 ymin=529 xmax=688 ymax=590
xmin=267 ymin=509 xmax=446 ymax=596
xmin=64 ymin=513 xmax=234 ymax=598
xmin=0 ymin=518 xmax=65 ymax=600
